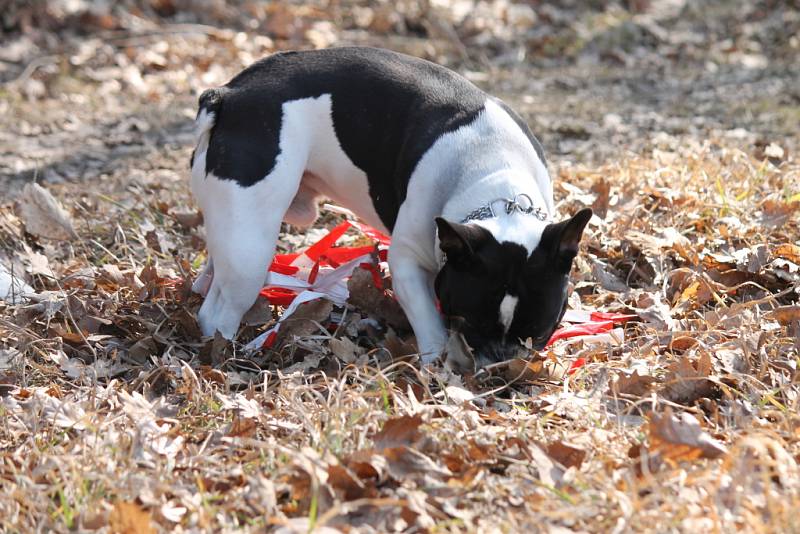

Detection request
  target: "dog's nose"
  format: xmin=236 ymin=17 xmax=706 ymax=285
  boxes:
xmin=462 ymin=330 xmax=491 ymax=351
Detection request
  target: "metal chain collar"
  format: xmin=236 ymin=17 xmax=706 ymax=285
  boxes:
xmin=459 ymin=193 xmax=550 ymax=224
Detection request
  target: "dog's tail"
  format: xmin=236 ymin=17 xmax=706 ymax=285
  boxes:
xmin=190 ymin=87 xmax=226 ymax=168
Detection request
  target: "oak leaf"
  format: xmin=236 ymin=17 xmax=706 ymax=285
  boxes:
xmin=661 ymin=354 xmax=714 ymax=405
xmin=611 ymin=370 xmax=656 ymax=397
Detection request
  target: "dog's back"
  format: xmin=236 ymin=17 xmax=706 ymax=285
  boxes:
xmin=193 ymin=47 xmax=519 ymax=230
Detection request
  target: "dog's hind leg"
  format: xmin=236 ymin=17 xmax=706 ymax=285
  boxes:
xmin=193 ymin=130 xmax=311 ymax=339
xmin=192 ymin=94 xmax=339 ymax=339
xmin=196 ymin=162 xmax=307 ymax=338
xmin=283 ymin=179 xmax=321 ymax=228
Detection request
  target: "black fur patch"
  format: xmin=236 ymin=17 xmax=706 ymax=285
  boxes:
xmin=201 ymin=47 xmax=498 ymax=230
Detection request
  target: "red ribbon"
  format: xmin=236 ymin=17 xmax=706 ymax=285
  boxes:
xmin=547 ymin=320 xmax=616 ymax=346
xmin=260 ymin=220 xmax=390 ymax=305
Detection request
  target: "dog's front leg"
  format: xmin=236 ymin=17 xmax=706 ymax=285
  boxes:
xmin=388 ymin=254 xmax=447 ymax=365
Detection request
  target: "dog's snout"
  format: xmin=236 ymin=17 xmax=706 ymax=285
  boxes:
xmin=445 ymin=315 xmax=469 ymax=330
xmin=531 ymin=336 xmax=549 ymax=351
xmin=474 ymin=341 xmax=527 ymax=366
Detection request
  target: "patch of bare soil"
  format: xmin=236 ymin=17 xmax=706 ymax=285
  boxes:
xmin=1 ymin=1 xmax=799 ymax=532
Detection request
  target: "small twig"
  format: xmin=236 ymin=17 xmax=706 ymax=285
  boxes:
xmin=6 ymin=55 xmax=58 ymax=86
xmin=49 ymin=274 xmax=97 ymax=361
xmin=100 ymin=23 xmax=235 ymax=45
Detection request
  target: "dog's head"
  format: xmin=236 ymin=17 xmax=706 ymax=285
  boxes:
xmin=434 ymin=208 xmax=592 ymax=367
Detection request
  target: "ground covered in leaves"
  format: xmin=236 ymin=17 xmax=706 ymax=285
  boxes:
xmin=1 ymin=1 xmax=799 ymax=532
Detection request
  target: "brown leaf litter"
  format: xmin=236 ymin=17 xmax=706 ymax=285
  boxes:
xmin=1 ymin=0 xmax=800 ymax=532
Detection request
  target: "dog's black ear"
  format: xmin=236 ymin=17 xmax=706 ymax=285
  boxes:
xmin=552 ymin=208 xmax=592 ymax=272
xmin=435 ymin=218 xmax=489 ymax=267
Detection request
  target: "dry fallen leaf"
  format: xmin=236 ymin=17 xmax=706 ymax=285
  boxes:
xmin=241 ymin=295 xmax=273 ymax=326
xmin=327 ymin=464 xmax=375 ymax=501
xmin=128 ymin=336 xmax=158 ymax=364
xmin=347 ymin=267 xmax=410 ymax=330
xmin=504 ymin=358 xmax=546 ymax=382
xmin=675 ymin=279 xmax=716 ymax=310
xmin=284 ymin=352 xmax=325 ymax=374
xmin=768 ymin=305 xmax=800 ymax=327
xmin=17 ymin=183 xmax=78 ymax=240
xmin=21 ymin=244 xmax=50 ymax=276
xmin=772 ymin=243 xmax=800 ymax=264
xmin=648 ymin=407 xmax=728 ymax=461
xmin=329 ymin=336 xmax=364 ymax=364
xmin=382 ymin=446 xmax=452 ymax=481
xmin=285 ymin=449 xmax=335 ymax=515
xmin=109 ymin=501 xmax=155 ymax=534
xmin=668 ymin=336 xmax=698 ymax=352
xmin=591 ymin=260 xmax=629 ymax=292
xmin=611 ymin=369 xmax=656 ymax=397
xmin=383 ymin=329 xmax=418 ymax=360
xmin=344 ymin=450 xmax=382 ymax=482
xmin=661 ymin=353 xmax=715 ymax=405
xmin=0 ymin=262 xmax=35 ymax=304
xmin=761 ymin=199 xmax=799 ymax=228
xmin=226 ymin=416 xmax=258 ymax=438
xmin=502 ymin=356 xmax=567 ymax=382
xmin=527 ymin=442 xmax=564 ymax=487
xmin=172 ymin=209 xmax=203 ymax=230
xmin=590 ymin=177 xmax=610 ymax=219
xmin=546 ymin=441 xmax=587 ymax=469
xmin=275 ymin=298 xmax=334 ymax=347
xmin=372 ymin=414 xmax=423 ymax=450
xmin=198 ymin=331 xmax=233 ymax=366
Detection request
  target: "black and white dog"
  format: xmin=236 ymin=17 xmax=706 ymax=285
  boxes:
xmin=190 ymin=46 xmax=591 ymax=366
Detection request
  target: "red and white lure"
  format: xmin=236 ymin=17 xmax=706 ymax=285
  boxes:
xmin=245 ymin=220 xmax=390 ymax=350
